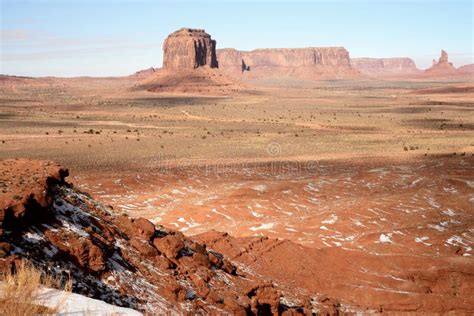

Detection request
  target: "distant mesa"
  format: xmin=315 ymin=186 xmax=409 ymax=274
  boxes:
xmin=163 ymin=28 xmax=218 ymax=69
xmin=132 ymin=32 xmax=473 ymax=90
xmin=350 ymin=57 xmax=420 ymax=76
xmin=457 ymin=63 xmax=474 ymax=74
xmin=217 ymin=47 xmax=361 ymax=80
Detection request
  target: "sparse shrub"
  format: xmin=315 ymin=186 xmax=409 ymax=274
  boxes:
xmin=0 ymin=261 xmax=72 ymax=316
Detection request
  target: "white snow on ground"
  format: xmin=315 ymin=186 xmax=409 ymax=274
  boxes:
xmin=252 ymin=184 xmax=267 ymax=193
xmin=415 ymin=236 xmax=431 ymax=246
xmin=446 ymin=235 xmax=468 ymax=247
xmin=322 ymin=214 xmax=338 ymax=225
xmin=0 ymin=285 xmax=142 ymax=316
xmin=379 ymin=234 xmax=392 ymax=244
xmin=251 ymin=211 xmax=264 ymax=218
xmin=442 ymin=209 xmax=456 ymax=217
xmin=211 ymin=208 xmax=233 ymax=221
xmin=23 ymin=232 xmax=45 ymax=244
xmin=415 ymin=236 xmax=429 ymax=243
xmin=445 ymin=235 xmax=472 ymax=256
xmin=249 ymin=223 xmax=275 ymax=231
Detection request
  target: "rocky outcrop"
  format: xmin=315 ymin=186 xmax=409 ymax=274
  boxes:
xmin=135 ymin=28 xmax=241 ymax=94
xmin=0 ymin=159 xmax=306 ymax=314
xmin=0 ymin=159 xmax=68 ymax=238
xmin=457 ymin=64 xmax=474 ymax=74
xmin=439 ymin=49 xmax=449 ymax=63
xmin=351 ymin=57 xmax=419 ymax=76
xmin=217 ymin=47 xmax=361 ymax=81
xmin=163 ymin=28 xmax=218 ymax=69
xmin=196 ymin=230 xmax=474 ymax=314
xmin=425 ymin=50 xmax=457 ymax=75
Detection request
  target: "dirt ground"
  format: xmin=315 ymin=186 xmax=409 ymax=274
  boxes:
xmin=1 ymin=77 xmax=473 ymax=245
xmin=1 ymin=78 xmax=472 ymax=171
xmin=1 ymin=76 xmax=474 ymax=312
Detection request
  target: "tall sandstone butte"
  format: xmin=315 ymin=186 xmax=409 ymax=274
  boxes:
xmin=425 ymin=49 xmax=456 ymax=74
xmin=163 ymin=28 xmax=218 ymax=69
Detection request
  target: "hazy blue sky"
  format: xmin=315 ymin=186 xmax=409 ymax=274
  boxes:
xmin=1 ymin=0 xmax=472 ymax=77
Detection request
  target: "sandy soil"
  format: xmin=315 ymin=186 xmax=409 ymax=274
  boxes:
xmin=1 ymin=78 xmax=472 ymax=171
xmin=1 ymin=76 xmax=473 ymax=312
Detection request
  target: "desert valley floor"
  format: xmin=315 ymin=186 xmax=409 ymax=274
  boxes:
xmin=0 ymin=76 xmax=473 ymax=313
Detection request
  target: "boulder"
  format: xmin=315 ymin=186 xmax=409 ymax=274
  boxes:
xmin=153 ymin=234 xmax=185 ymax=259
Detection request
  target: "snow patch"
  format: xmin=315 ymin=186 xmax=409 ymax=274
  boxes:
xmin=252 ymin=184 xmax=267 ymax=193
xmin=379 ymin=234 xmax=392 ymax=244
xmin=442 ymin=209 xmax=456 ymax=217
xmin=36 ymin=287 xmax=142 ymax=315
xmin=249 ymin=223 xmax=275 ymax=231
xmin=322 ymin=214 xmax=338 ymax=225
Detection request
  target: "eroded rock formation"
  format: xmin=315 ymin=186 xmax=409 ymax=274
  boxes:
xmin=163 ymin=28 xmax=218 ymax=69
xmin=351 ymin=57 xmax=419 ymax=76
xmin=425 ymin=49 xmax=456 ymax=74
xmin=217 ymin=47 xmax=360 ymax=80
xmin=0 ymin=159 xmax=307 ymax=314
xmin=1 ymin=159 xmax=474 ymax=314
xmin=135 ymin=28 xmax=241 ymax=94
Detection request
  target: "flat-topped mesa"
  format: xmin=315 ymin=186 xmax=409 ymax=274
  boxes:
xmin=217 ymin=47 xmax=359 ymax=80
xmin=351 ymin=57 xmax=419 ymax=74
xmin=163 ymin=28 xmax=218 ymax=69
xmin=218 ymin=47 xmax=351 ymax=68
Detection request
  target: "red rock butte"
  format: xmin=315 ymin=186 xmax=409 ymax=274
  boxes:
xmin=425 ymin=49 xmax=457 ymax=74
xmin=163 ymin=28 xmax=218 ymax=69
xmin=135 ymin=28 xmax=241 ymax=94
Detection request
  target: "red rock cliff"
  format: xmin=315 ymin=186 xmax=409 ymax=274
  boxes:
xmin=351 ymin=57 xmax=419 ymax=75
xmin=218 ymin=47 xmax=351 ymax=67
xmin=217 ymin=47 xmax=359 ymax=80
xmin=163 ymin=28 xmax=218 ymax=69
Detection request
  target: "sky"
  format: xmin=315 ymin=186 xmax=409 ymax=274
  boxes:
xmin=1 ymin=0 xmax=472 ymax=77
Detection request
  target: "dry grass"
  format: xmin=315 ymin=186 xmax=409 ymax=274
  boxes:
xmin=0 ymin=261 xmax=72 ymax=315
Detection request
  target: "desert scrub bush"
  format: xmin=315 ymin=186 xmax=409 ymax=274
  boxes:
xmin=0 ymin=261 xmax=72 ymax=315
